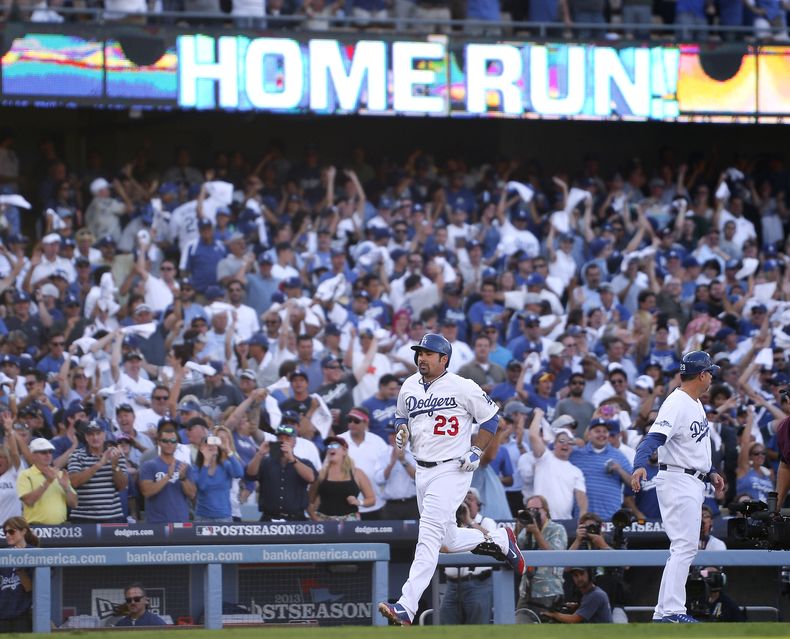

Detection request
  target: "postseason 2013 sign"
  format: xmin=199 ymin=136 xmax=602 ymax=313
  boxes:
xmin=2 ymin=29 xmax=790 ymax=121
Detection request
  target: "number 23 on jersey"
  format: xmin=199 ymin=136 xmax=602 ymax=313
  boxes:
xmin=433 ymin=415 xmax=459 ymax=436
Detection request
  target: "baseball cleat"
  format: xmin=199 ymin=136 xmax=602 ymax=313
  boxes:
xmin=660 ymin=613 xmax=699 ymax=623
xmin=378 ymin=602 xmax=412 ymax=626
xmin=471 ymin=539 xmax=506 ymax=561
xmin=504 ymin=526 xmax=526 ymax=575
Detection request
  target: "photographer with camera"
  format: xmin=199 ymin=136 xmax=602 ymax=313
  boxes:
xmin=568 ymin=511 xmax=631 ymax=623
xmin=540 ymin=567 xmax=612 ymax=624
xmin=439 ymin=489 xmax=495 ymax=625
xmin=514 ymin=495 xmax=568 ymax=623
xmin=686 ymin=567 xmax=744 ymax=622
xmin=569 ymin=512 xmax=610 ymax=551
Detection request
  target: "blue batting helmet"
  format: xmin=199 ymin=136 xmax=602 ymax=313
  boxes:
xmin=679 ymin=350 xmax=720 ymax=376
xmin=411 ymin=333 xmax=452 ymax=367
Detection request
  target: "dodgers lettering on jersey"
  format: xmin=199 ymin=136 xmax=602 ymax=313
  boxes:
xmin=649 ymin=388 xmax=712 ymax=473
xmin=396 ymin=371 xmax=498 ymax=462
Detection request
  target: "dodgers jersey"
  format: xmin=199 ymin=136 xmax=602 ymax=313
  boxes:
xmin=397 ymin=370 xmax=499 ymax=462
xmin=650 ymin=388 xmax=712 ymax=473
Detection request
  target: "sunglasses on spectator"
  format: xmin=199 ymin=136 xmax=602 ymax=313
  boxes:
xmin=348 ymin=417 xmax=365 ymax=424
xmin=751 ymin=450 xmax=766 ymax=457
xmin=161 ymin=266 xmax=175 ymax=271
xmin=327 ymin=442 xmax=343 ymax=450
xmin=125 ymin=596 xmax=144 ymax=603
xmin=4 ymin=528 xmax=19 ymax=535
xmin=325 ymin=365 xmax=341 ymax=370
xmin=159 ymin=437 xmax=178 ymax=444
xmin=153 ymin=395 xmax=169 ymax=401
xmin=51 ymin=341 xmax=65 ymax=346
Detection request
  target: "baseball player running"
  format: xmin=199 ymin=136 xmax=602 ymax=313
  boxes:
xmin=378 ymin=334 xmax=525 ymax=626
xmin=630 ymin=351 xmax=725 ymax=623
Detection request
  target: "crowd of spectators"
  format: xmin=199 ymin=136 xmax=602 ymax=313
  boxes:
xmin=0 ymin=131 xmax=788 ymax=530
xmin=2 ymin=0 xmax=790 ymax=42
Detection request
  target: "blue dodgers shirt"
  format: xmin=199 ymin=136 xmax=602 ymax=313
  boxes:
xmin=139 ymin=457 xmax=193 ymax=523
xmin=570 ymin=443 xmax=634 ymax=520
xmin=361 ymin=395 xmax=397 ymax=442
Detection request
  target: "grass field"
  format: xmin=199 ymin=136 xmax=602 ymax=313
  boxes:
xmin=43 ymin=624 xmax=787 ymax=639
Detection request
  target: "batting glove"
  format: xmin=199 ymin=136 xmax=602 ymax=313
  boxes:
xmin=459 ymin=446 xmax=483 ymax=472
xmin=395 ymin=423 xmax=410 ymax=450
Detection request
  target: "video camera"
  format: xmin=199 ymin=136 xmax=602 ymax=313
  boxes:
xmin=726 ymin=492 xmax=790 ymax=550
xmin=686 ymin=567 xmax=726 ymax=619
xmin=610 ymin=508 xmax=637 ymax=550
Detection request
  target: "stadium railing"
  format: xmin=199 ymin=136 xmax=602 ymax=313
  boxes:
xmin=435 ymin=549 xmax=790 ymax=624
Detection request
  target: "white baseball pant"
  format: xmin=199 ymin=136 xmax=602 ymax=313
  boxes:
xmin=397 ymin=462 xmax=508 ymax=618
xmin=653 ymin=472 xmax=705 ymax=618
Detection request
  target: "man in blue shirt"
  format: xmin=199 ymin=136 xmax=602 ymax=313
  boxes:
xmin=467 ymin=281 xmax=504 ymax=335
xmin=36 ymin=333 xmax=66 ymax=376
xmin=507 ymin=313 xmax=546 ymax=362
xmin=490 ymin=360 xmax=523 ymax=405
xmin=246 ymin=255 xmax=279 ymax=317
xmin=114 ymin=584 xmax=167 ymax=627
xmin=183 ymin=220 xmax=226 ymax=294
xmin=362 ymin=374 xmax=400 ymax=442
xmin=570 ymin=418 xmax=637 ymax=520
xmin=138 ymin=418 xmax=195 ymax=523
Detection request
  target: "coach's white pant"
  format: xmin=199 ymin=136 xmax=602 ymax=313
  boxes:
xmin=397 ymin=462 xmax=508 ymax=619
xmin=653 ymin=472 xmax=704 ymax=618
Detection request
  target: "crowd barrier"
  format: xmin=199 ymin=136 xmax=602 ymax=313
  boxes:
xmin=435 ymin=549 xmax=790 ymax=625
xmin=0 ymin=544 xmax=390 ymax=632
xmin=2 ymin=544 xmax=787 ymax=631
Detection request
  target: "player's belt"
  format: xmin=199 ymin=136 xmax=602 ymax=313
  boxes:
xmin=658 ymin=464 xmax=709 ymax=482
xmin=415 ymin=458 xmax=456 ymax=468
xmin=446 ymin=570 xmax=492 ymax=582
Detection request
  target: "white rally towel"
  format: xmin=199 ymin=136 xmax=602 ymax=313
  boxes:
xmin=185 ymin=361 xmax=216 ymax=377
xmin=46 ymin=209 xmax=68 ymax=230
xmin=122 ymin=322 xmax=158 ymax=340
xmin=550 ymin=210 xmax=570 ymax=233
xmin=565 ymin=187 xmax=591 ymax=214
xmin=0 ymin=194 xmax=32 ymax=209
xmin=204 ymin=181 xmax=234 ymax=206
xmin=506 ymin=181 xmax=534 ymax=204
xmin=715 ymin=181 xmax=730 ymax=201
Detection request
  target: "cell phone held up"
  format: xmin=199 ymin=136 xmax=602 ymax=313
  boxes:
xmin=269 ymin=441 xmax=281 ymax=460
